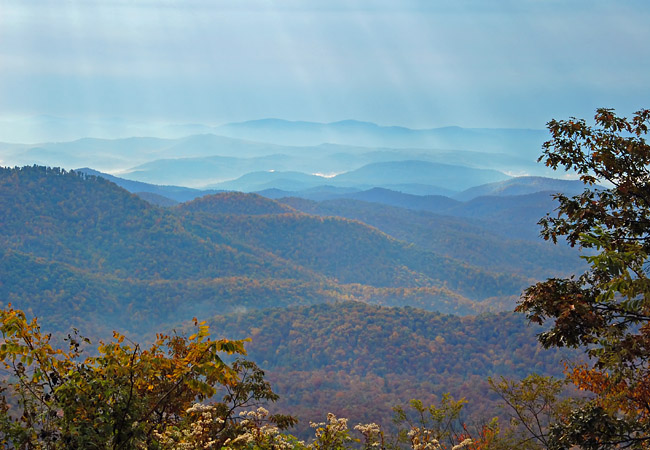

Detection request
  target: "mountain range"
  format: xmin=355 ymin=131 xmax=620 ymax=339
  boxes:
xmin=0 ymin=116 xmax=588 ymax=435
xmin=0 ymin=116 xmax=547 ymax=153
xmin=1 ymin=117 xmax=559 ymax=191
xmin=0 ymin=164 xmax=586 ymax=437
xmin=1 ymin=165 xmax=550 ymax=336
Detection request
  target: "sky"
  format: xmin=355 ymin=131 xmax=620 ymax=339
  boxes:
xmin=2 ymin=0 xmax=650 ymax=130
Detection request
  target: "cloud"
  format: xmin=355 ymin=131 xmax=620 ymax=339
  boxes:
xmin=1 ymin=0 xmax=648 ymax=128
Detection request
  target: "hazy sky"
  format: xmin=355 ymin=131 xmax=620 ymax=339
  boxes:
xmin=2 ymin=0 xmax=649 ymax=129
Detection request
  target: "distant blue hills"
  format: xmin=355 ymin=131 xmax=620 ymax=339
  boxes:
xmin=0 ymin=115 xmax=546 ymax=148
xmin=215 ymin=118 xmax=548 ymax=156
xmin=1 ymin=116 xmax=551 ymax=180
xmin=76 ymin=167 xmax=586 ymax=239
xmin=454 ymin=176 xmax=588 ymax=200
xmin=1 ymin=116 xmax=563 ymax=201
xmin=208 ymin=160 xmax=510 ymax=193
xmin=76 ymin=168 xmax=224 ymax=203
xmin=77 ymin=167 xmax=584 ymax=203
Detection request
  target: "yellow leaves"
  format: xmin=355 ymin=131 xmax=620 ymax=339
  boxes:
xmin=563 ymin=362 xmax=650 ymax=422
xmin=19 ymin=354 xmax=34 ymax=367
xmin=112 ymin=331 xmax=125 ymax=343
xmin=1 ymin=304 xmax=76 ymax=378
xmin=0 ymin=304 xmax=255 ymax=447
xmin=214 ymin=338 xmax=249 ymax=355
xmin=187 ymin=320 xmax=215 ymax=344
xmin=0 ymin=305 xmax=30 ymax=340
xmin=566 ymin=363 xmax=612 ymax=395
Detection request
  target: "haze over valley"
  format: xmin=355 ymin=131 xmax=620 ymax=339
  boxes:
xmin=0 ymin=120 xmax=588 ymax=433
xmin=1 ymin=0 xmax=648 ymax=444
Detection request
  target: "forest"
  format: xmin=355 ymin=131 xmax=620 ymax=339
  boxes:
xmin=0 ymin=165 xmax=535 ymax=335
xmin=1 ymin=108 xmax=650 ymax=448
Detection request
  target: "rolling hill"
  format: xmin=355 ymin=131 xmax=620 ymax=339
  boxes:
xmin=0 ymin=166 xmax=530 ymax=336
xmin=279 ymin=197 xmax=583 ymax=279
xmin=178 ymin=191 xmax=296 ymax=216
xmin=207 ymin=302 xmax=577 ymax=436
xmin=215 ymin=119 xmax=548 ymax=157
xmin=211 ymin=160 xmax=510 ymax=194
xmin=331 ymin=160 xmax=509 ymax=192
xmin=454 ymin=176 xmax=588 ymax=200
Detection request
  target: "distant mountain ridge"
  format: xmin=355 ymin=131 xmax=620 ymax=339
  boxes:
xmin=210 ymin=160 xmax=510 ymax=193
xmin=215 ymin=118 xmax=548 ymax=156
xmin=0 ymin=115 xmax=547 ymax=151
xmin=0 ymin=166 xmax=533 ymax=336
xmin=1 ymin=116 xmax=557 ymax=188
xmin=455 ymin=176 xmax=588 ymax=200
xmin=76 ymin=168 xmax=223 ymax=203
xmin=179 ymin=192 xmax=296 ymax=216
xmin=76 ymin=168 xmax=584 ymax=243
xmin=3 ymin=133 xmax=546 ymax=188
xmin=74 ymin=167 xmax=581 ymax=241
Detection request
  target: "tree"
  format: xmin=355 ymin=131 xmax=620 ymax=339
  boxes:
xmin=488 ymin=374 xmax=580 ymax=449
xmin=516 ymin=108 xmax=650 ymax=448
xmin=0 ymin=304 xmax=294 ymax=449
xmin=392 ymin=395 xmax=488 ymax=450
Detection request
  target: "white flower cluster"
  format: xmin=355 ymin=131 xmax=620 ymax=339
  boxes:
xmin=308 ymin=413 xmax=356 ymax=449
xmin=407 ymin=427 xmax=442 ymax=450
xmin=222 ymin=407 xmax=301 ymax=450
xmin=310 ymin=412 xmax=350 ymax=437
xmin=354 ymin=422 xmax=382 ymax=448
xmin=153 ymin=407 xmax=473 ymax=450
xmin=451 ymin=438 xmax=473 ymax=450
xmin=406 ymin=428 xmax=473 ymax=450
xmin=153 ymin=403 xmax=224 ymax=449
xmin=153 ymin=404 xmax=303 ymax=450
xmin=353 ymin=423 xmax=380 ymax=435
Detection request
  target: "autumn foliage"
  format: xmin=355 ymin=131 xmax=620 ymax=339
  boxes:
xmin=517 ymin=108 xmax=650 ymax=448
xmin=0 ymin=304 xmax=297 ymax=448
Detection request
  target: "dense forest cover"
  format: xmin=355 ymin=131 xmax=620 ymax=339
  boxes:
xmin=2 ymin=108 xmax=650 ymax=448
xmin=0 ymin=165 xmax=532 ymax=336
xmin=0 ymin=303 xmax=575 ymax=449
xmin=207 ymin=302 xmax=576 ymax=435
xmin=179 ymin=191 xmax=297 ymax=216
xmin=278 ymin=197 xmax=583 ymax=279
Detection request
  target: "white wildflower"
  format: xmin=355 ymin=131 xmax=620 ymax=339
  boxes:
xmin=452 ymin=438 xmax=473 ymax=450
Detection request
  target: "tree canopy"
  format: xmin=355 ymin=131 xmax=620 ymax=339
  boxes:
xmin=0 ymin=305 xmax=295 ymax=449
xmin=517 ymin=108 xmax=650 ymax=448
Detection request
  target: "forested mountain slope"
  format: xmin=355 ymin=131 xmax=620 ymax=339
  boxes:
xmin=279 ymin=197 xmax=583 ymax=278
xmin=178 ymin=191 xmax=296 ymax=215
xmin=208 ymin=302 xmax=577 ymax=436
xmin=0 ymin=166 xmax=314 ymax=282
xmin=0 ymin=166 xmax=526 ymax=335
xmin=181 ymin=211 xmax=529 ymax=297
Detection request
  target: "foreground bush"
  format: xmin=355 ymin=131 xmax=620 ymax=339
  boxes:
xmin=0 ymin=305 xmax=295 ymax=449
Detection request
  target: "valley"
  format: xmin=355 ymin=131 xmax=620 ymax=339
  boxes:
xmin=0 ymin=119 xmax=592 ymax=441
xmin=0 ymin=154 xmax=584 ymax=436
